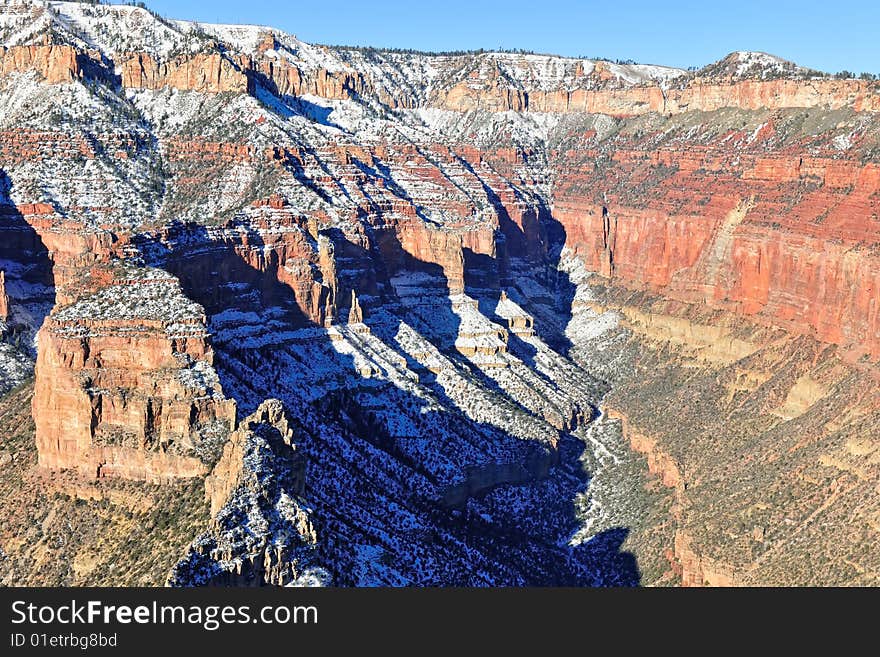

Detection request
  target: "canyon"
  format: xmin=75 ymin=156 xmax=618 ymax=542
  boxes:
xmin=0 ymin=1 xmax=877 ymax=586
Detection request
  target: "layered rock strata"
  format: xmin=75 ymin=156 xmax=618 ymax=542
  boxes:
xmin=32 ymin=267 xmax=236 ymax=481
xmin=0 ymin=1 xmax=878 ymax=586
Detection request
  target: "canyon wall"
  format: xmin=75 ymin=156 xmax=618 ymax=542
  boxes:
xmin=3 ymin=41 xmax=877 ymax=116
xmin=119 ymin=52 xmax=248 ymax=94
xmin=150 ymin=217 xmax=336 ymax=327
xmin=0 ymin=44 xmax=83 ymax=84
xmin=438 ymin=77 xmax=880 ymax=116
xmin=553 ymin=148 xmax=880 ymax=358
xmin=32 ymin=268 xmax=236 ymax=482
xmin=119 ymin=49 xmax=406 ymax=105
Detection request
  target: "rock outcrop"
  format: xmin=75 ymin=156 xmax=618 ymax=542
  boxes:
xmin=119 ymin=52 xmax=248 ymax=94
xmin=170 ymin=400 xmax=326 ymax=587
xmin=674 ymin=531 xmax=738 ymax=587
xmin=0 ymin=271 xmax=8 ymax=321
xmin=452 ymin=295 xmax=510 ymax=364
xmin=250 ymin=58 xmax=388 ymax=104
xmin=205 ymin=399 xmax=304 ymax=516
xmin=495 ymin=291 xmax=535 ymax=337
xmin=143 ymin=217 xmax=337 ymax=328
xmin=0 ymin=44 xmax=82 ymax=84
xmin=32 ymin=268 xmax=236 ymax=482
xmin=436 ymin=77 xmax=880 ymax=116
xmin=347 ymin=289 xmax=363 ymax=325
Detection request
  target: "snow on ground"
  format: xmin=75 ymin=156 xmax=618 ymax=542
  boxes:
xmin=494 ymin=294 xmax=532 ymax=323
xmin=832 ymin=133 xmax=854 ymax=151
xmin=732 ymin=51 xmax=793 ymax=77
xmin=173 ymin=21 xmax=273 ymax=56
xmin=558 ymin=251 xmax=621 ymax=344
xmin=52 ymin=267 xmax=204 ymax=328
xmin=603 ymin=61 xmax=686 ymax=86
xmin=0 ymin=0 xmax=54 ymax=46
xmin=46 ymin=1 xmax=196 ymax=57
xmin=176 ymin=20 xmax=351 ymax=74
xmin=452 ymin=52 xmax=685 ymax=92
xmin=0 ymin=342 xmax=33 ymax=395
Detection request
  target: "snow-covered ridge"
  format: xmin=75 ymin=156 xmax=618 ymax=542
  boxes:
xmin=5 ymin=0 xmax=838 ymax=98
xmin=0 ymin=1 xmax=193 ymax=56
xmin=471 ymin=52 xmax=685 ymax=90
xmin=0 ymin=0 xmax=54 ymax=46
xmin=52 ymin=266 xmax=204 ymax=327
xmin=733 ymin=51 xmax=791 ymax=73
xmin=1 ymin=1 xmax=691 ymax=89
xmin=698 ymin=50 xmax=809 ymax=80
xmin=1 ymin=1 xmax=833 ymax=91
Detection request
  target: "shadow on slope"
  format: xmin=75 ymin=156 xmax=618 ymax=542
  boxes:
xmin=0 ymin=170 xmax=56 ymax=357
xmin=454 ymin=155 xmax=577 ymax=356
xmin=134 ymin=197 xmax=636 ymax=587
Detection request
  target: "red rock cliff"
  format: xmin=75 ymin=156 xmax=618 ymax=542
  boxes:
xmin=0 ymin=270 xmax=8 ymax=321
xmin=554 ymin=144 xmax=880 ymax=358
xmin=8 ymin=40 xmax=876 ymax=115
xmin=0 ymin=45 xmax=82 ymax=84
xmin=32 ymin=270 xmax=236 ymax=482
xmin=119 ymin=52 xmax=248 ymax=94
xmin=448 ymin=78 xmax=880 ymax=116
xmin=154 ymin=215 xmax=336 ymax=327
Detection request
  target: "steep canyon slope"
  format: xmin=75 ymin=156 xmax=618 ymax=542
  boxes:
xmin=0 ymin=1 xmax=877 ymax=585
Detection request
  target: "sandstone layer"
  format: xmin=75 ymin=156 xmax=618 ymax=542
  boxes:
xmin=33 ymin=269 xmax=236 ymax=482
xmin=0 ymin=270 xmax=9 ymax=320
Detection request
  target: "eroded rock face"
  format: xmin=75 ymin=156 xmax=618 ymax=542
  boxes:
xmin=119 ymin=52 xmax=249 ymax=94
xmin=32 ymin=268 xmax=236 ymax=482
xmin=438 ymin=77 xmax=880 ymax=116
xmin=0 ymin=271 xmax=8 ymax=321
xmin=142 ymin=217 xmax=336 ymax=328
xmin=553 ymin=145 xmax=880 ymax=357
xmin=205 ymin=398 xmax=304 ymax=516
xmin=0 ymin=44 xmax=82 ymax=84
xmin=347 ymin=290 xmax=363 ymax=325
xmin=170 ymin=399 xmax=326 ymax=587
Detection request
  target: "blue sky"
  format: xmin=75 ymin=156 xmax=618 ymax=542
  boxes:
xmin=146 ymin=0 xmax=879 ymax=74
